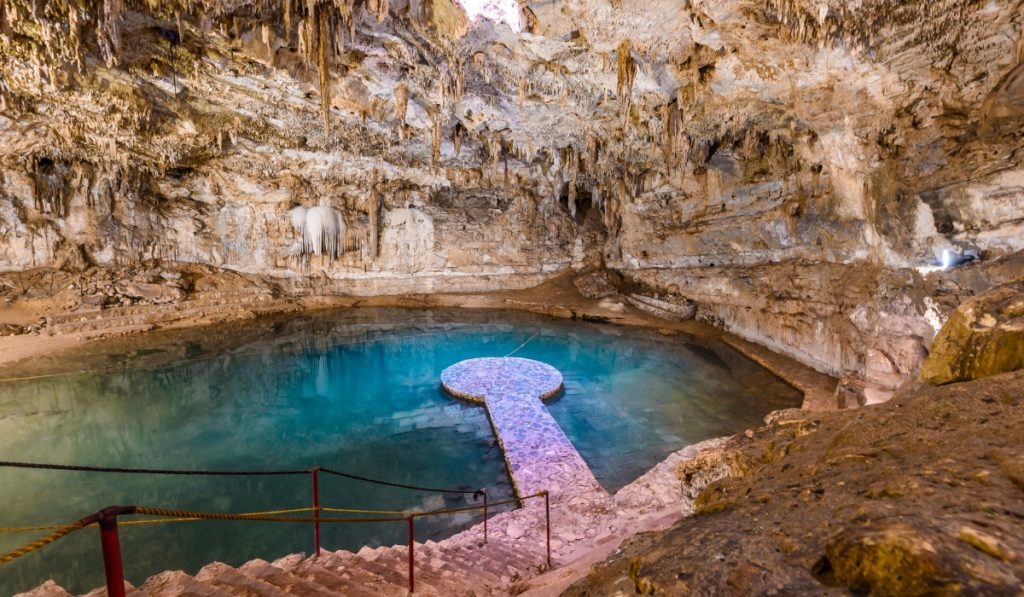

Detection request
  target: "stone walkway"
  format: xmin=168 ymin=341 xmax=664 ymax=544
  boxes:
xmin=441 ymin=357 xmax=604 ymax=500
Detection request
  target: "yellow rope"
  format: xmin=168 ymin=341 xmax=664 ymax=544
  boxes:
xmin=320 ymin=506 xmax=408 ymax=515
xmin=0 ymin=507 xmax=315 ymax=533
xmin=121 ymin=507 xmax=315 ymax=526
xmin=0 ymin=493 xmax=548 ymax=564
xmin=0 ymin=495 xmax=545 ymax=535
xmin=0 ymin=521 xmax=88 ymax=564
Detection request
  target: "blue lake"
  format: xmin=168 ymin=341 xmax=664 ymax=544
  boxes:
xmin=0 ymin=308 xmax=801 ymax=594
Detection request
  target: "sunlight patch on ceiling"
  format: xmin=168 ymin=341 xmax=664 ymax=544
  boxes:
xmin=456 ymin=0 xmax=522 ymax=32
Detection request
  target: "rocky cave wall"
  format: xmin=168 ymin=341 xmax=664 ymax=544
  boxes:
xmin=1 ymin=0 xmax=1022 ymax=393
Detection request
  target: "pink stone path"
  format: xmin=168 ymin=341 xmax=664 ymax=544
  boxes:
xmin=441 ymin=357 xmax=605 ymax=501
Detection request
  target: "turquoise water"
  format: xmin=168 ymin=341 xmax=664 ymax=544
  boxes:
xmin=0 ymin=308 xmax=801 ymax=594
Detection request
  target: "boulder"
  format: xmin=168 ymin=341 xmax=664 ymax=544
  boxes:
xmin=113 ymin=281 xmax=187 ymax=304
xmin=573 ymin=270 xmax=622 ymax=299
xmin=821 ymin=523 xmax=962 ymax=595
xmin=921 ymin=279 xmax=1024 ymax=385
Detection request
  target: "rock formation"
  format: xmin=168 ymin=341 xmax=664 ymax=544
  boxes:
xmin=565 ymin=369 xmax=1024 ymax=594
xmin=1 ymin=0 xmax=1023 ymax=396
xmin=921 ymin=278 xmax=1024 ymax=385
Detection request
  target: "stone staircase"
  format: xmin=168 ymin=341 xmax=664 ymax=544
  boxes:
xmin=24 ymin=514 xmax=551 ymax=597
xmin=18 ymin=434 xmax=728 ymax=597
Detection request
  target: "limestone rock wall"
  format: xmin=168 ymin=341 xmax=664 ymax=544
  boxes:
xmin=1 ymin=0 xmax=1022 ymax=389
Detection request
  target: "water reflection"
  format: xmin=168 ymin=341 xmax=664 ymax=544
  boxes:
xmin=0 ymin=309 xmax=801 ymax=594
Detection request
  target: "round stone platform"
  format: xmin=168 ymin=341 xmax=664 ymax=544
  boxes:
xmin=440 ymin=357 xmax=564 ymax=403
xmin=440 ymin=357 xmax=600 ymax=501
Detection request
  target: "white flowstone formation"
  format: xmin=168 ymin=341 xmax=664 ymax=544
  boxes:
xmin=288 ymin=205 xmax=344 ymax=259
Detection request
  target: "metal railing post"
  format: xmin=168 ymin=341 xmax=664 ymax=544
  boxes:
xmin=98 ymin=509 xmax=126 ymax=597
xmin=543 ymin=491 xmax=551 ymax=569
xmin=407 ymin=516 xmax=415 ymax=593
xmin=311 ymin=467 xmax=321 ymax=558
xmin=482 ymin=489 xmax=488 ymax=544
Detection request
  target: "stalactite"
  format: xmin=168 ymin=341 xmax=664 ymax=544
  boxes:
xmin=616 ymin=40 xmax=636 ymax=121
xmin=67 ymin=7 xmax=84 ymax=71
xmin=549 ymin=145 xmax=562 ymax=205
xmin=368 ymin=180 xmax=382 ymax=259
xmin=284 ymin=0 xmax=293 ymax=44
xmin=661 ymin=103 xmax=688 ymax=175
xmin=394 ymin=81 xmax=408 ymax=123
xmin=566 ymin=146 xmax=579 ymax=219
xmin=336 ymin=0 xmax=357 ymax=41
xmin=367 ymin=0 xmax=388 ymax=22
xmin=431 ymin=118 xmax=442 ymax=168
xmin=298 ymin=19 xmax=309 ymax=60
xmin=455 ymin=61 xmax=464 ymax=101
xmin=520 ymin=6 xmax=537 ymax=33
xmin=487 ymin=135 xmax=503 ymax=178
xmin=316 ymin=6 xmax=332 ymax=134
xmin=453 ymin=122 xmax=465 ymax=156
xmin=98 ymin=0 xmax=125 ymax=67
xmin=503 ymin=149 xmax=509 ymax=191
xmin=584 ymin=134 xmax=599 ymax=175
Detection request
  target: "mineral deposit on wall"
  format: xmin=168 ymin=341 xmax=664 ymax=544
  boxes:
xmin=1 ymin=0 xmax=1022 ymax=395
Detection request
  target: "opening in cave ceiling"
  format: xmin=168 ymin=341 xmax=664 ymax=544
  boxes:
xmin=455 ymin=0 xmax=522 ymax=32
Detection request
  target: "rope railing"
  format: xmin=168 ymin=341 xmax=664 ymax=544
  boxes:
xmin=0 ymin=492 xmax=552 ymax=596
xmin=0 ymin=460 xmax=482 ymax=494
xmin=318 ymin=466 xmax=482 ymax=495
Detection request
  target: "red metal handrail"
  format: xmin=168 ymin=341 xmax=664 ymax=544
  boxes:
xmin=3 ymin=491 xmax=552 ymax=596
xmin=311 ymin=467 xmax=322 ymax=557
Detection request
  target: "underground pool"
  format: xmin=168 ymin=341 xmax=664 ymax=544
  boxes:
xmin=0 ymin=308 xmax=802 ymax=594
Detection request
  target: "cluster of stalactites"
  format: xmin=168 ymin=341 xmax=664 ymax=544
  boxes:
xmin=0 ymin=0 xmax=397 ymax=136
xmin=761 ymin=0 xmax=943 ymax=51
xmin=287 ymin=0 xmax=373 ymax=134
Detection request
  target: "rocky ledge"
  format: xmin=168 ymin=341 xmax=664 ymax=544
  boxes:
xmin=565 ymin=368 xmax=1024 ymax=595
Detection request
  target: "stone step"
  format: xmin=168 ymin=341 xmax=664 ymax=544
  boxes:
xmin=285 ymin=556 xmax=390 ymax=597
xmin=13 ymin=580 xmax=73 ymax=597
xmin=420 ymin=548 xmax=506 ymax=586
xmin=236 ymin=559 xmax=336 ymax=596
xmin=139 ymin=570 xmax=230 ymax=597
xmin=332 ymin=549 xmax=410 ymax=590
xmin=312 ymin=551 xmax=408 ymax=596
xmin=449 ymin=541 xmax=543 ymax=575
xmin=323 ymin=548 xmax=411 ymax=593
xmin=80 ymin=582 xmax=145 ymax=597
xmin=370 ymin=548 xmax=474 ymax=595
xmin=194 ymin=561 xmax=290 ymax=597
